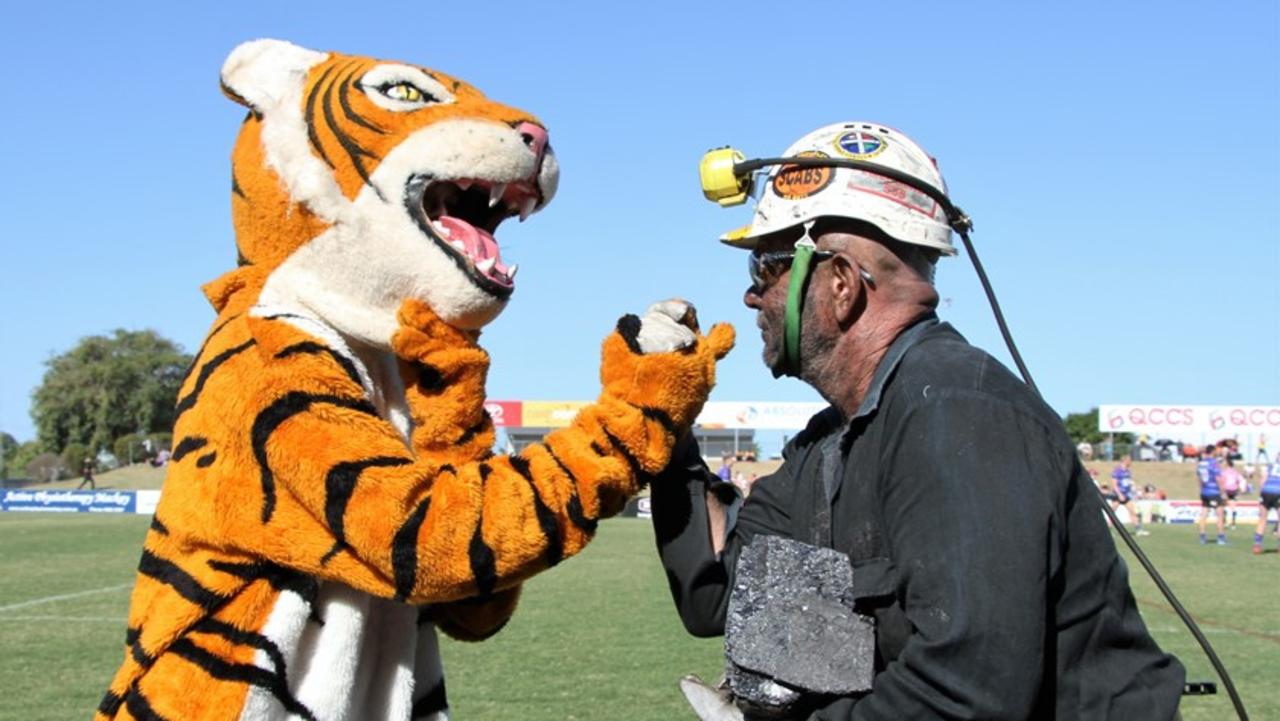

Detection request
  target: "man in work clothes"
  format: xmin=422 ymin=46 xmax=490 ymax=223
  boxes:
xmin=652 ymin=122 xmax=1184 ymax=719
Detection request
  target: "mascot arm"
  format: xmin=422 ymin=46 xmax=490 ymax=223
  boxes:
xmin=262 ymin=300 xmax=733 ymax=608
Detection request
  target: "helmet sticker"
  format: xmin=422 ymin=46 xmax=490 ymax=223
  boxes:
xmin=833 ymin=130 xmax=886 ymax=159
xmin=846 ymin=173 xmax=940 ymax=219
xmin=771 ymin=151 xmax=834 ymax=200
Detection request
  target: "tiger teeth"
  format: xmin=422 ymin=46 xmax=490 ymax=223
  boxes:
xmin=506 ymin=263 xmax=518 ymax=279
xmin=518 ymin=197 xmax=537 ymax=222
xmin=488 ymin=184 xmax=506 ymax=208
xmin=431 ymin=221 xmax=451 ymax=238
xmin=450 ymin=240 xmax=465 ymax=252
xmin=476 ymin=257 xmax=496 ymax=273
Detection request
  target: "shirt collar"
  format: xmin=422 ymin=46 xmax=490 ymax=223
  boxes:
xmin=849 ymin=312 xmax=940 ymax=423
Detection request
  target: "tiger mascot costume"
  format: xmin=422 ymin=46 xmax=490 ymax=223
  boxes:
xmin=97 ymin=39 xmax=733 ymax=721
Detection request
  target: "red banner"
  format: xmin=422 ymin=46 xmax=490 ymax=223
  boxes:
xmin=484 ymin=400 xmax=522 ymax=427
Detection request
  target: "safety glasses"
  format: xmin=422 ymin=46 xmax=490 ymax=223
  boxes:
xmin=748 ymin=248 xmax=834 ymax=291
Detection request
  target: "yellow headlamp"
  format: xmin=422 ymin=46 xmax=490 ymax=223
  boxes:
xmin=698 ymin=147 xmax=750 ymax=207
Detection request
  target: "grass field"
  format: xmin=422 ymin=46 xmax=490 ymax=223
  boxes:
xmin=0 ymin=514 xmax=1274 ymax=721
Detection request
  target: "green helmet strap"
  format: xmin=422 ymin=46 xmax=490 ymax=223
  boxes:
xmin=780 ymin=242 xmax=817 ymax=378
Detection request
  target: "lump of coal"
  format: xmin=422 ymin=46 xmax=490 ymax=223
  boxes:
xmin=725 ymin=535 xmax=875 ymax=700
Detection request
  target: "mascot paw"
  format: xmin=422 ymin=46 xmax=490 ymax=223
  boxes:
xmin=598 ymin=302 xmax=735 ymax=433
xmin=619 ymin=299 xmax=697 ymax=354
xmin=618 ymin=299 xmax=732 ymax=356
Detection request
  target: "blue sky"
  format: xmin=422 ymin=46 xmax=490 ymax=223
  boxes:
xmin=1 ymin=1 xmax=1277 ymax=455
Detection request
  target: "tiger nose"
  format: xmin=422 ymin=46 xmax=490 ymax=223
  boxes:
xmin=515 ymin=121 xmax=549 ymax=168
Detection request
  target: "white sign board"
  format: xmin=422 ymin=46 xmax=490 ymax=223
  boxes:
xmin=1098 ymin=404 xmax=1280 ymax=435
xmin=695 ymin=402 xmax=828 ymax=430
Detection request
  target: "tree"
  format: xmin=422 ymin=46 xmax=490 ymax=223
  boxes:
xmin=0 ymin=432 xmax=17 ymax=479
xmin=31 ymin=329 xmax=192 ymax=453
xmin=26 ymin=452 xmax=67 ymax=483
xmin=6 ymin=441 xmax=43 ymax=480
xmin=114 ymin=433 xmax=147 ymax=465
xmin=1062 ymin=407 xmax=1134 ymax=446
xmin=61 ymin=442 xmax=90 ymax=477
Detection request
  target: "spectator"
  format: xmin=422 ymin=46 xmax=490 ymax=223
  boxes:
xmin=1181 ymin=442 xmax=1200 ymax=463
xmin=76 ymin=456 xmax=96 ymax=491
xmin=1076 ymin=441 xmax=1093 ymax=460
xmin=150 ymin=449 xmax=171 ymax=467
xmin=1140 ymin=483 xmax=1168 ymax=524
xmin=717 ymin=453 xmax=734 ymax=482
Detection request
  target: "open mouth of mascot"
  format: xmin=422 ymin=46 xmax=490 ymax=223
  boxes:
xmin=217 ymin=38 xmax=561 ymax=338
xmin=406 ymin=175 xmax=539 ymax=300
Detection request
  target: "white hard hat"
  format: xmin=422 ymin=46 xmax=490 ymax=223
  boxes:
xmin=721 ymin=121 xmax=956 ymax=255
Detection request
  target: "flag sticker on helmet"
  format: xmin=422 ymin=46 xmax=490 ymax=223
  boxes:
xmin=771 ymin=151 xmax=834 ymax=200
xmin=833 ymin=130 xmax=886 ymax=159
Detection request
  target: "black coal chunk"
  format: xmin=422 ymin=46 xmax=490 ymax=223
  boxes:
xmin=725 ymin=535 xmax=875 ymax=700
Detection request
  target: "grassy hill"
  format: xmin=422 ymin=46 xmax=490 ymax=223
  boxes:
xmin=22 ymin=464 xmax=167 ymax=491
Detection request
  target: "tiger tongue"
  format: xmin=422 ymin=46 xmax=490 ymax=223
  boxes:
xmin=436 ymin=215 xmax=509 ymax=278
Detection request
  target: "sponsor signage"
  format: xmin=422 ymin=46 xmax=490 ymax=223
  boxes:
xmin=522 ymin=400 xmax=590 ymax=428
xmin=1 ymin=489 xmax=138 ymax=513
xmin=484 ymin=400 xmax=523 ymax=428
xmin=1098 ymin=405 xmax=1280 ymax=435
xmin=1162 ymin=500 xmax=1267 ymax=525
xmin=695 ymin=402 xmax=828 ymax=430
xmin=473 ymin=400 xmax=831 ymax=431
xmin=135 ymin=490 xmax=161 ymax=515
xmin=621 ymin=496 xmax=652 ymax=519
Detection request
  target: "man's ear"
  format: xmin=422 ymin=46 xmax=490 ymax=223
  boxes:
xmin=220 ymin=39 xmax=328 ymax=113
xmin=826 ymin=253 xmax=867 ymax=326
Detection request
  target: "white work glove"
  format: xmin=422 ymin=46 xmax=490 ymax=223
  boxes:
xmin=634 ymin=299 xmax=700 ymax=354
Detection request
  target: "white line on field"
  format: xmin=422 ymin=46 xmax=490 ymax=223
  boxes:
xmin=0 ymin=583 xmax=131 ymax=613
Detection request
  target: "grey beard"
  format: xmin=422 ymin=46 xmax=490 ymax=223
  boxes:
xmin=796 ymin=309 xmax=838 ymax=389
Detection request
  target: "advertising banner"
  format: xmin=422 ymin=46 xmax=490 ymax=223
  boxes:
xmin=1161 ymin=500 xmax=1269 ymax=525
xmin=695 ymin=402 xmax=828 ymax=430
xmin=1098 ymin=405 xmax=1280 ymax=436
xmin=135 ymin=490 xmax=161 ymax=515
xmin=506 ymin=400 xmax=828 ymax=430
xmin=621 ymin=496 xmax=652 ymax=519
xmin=0 ymin=489 xmax=138 ymax=513
xmin=521 ymin=400 xmax=590 ymax=428
xmin=483 ymin=400 xmax=522 ymax=428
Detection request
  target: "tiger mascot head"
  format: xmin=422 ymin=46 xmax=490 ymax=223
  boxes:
xmin=214 ymin=39 xmax=558 ymax=342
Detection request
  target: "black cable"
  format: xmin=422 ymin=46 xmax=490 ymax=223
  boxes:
xmin=953 ymin=230 xmax=1037 ymax=391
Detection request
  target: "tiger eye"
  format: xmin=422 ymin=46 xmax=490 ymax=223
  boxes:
xmin=391 ymin=83 xmax=421 ymax=102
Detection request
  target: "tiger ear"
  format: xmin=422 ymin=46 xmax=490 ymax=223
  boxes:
xmin=221 ymin=39 xmax=328 ymax=113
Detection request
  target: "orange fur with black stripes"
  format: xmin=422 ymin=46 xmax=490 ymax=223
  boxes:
xmin=96 ymin=39 xmax=733 ymax=721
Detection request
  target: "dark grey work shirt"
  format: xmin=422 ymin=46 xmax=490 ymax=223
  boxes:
xmin=652 ymin=317 xmax=1184 ymax=720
